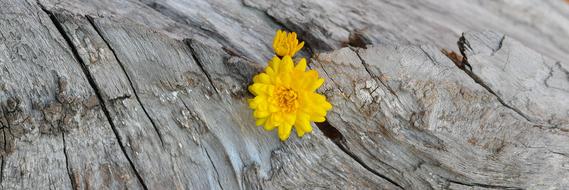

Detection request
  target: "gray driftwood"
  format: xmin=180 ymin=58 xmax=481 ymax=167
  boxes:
xmin=0 ymin=0 xmax=568 ymax=189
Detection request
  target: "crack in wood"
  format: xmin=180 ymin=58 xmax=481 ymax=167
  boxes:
xmin=0 ymin=128 xmax=4 ymax=187
xmin=185 ymin=40 xmax=222 ymax=96
xmin=351 ymin=47 xmax=403 ymax=105
xmin=55 ymin=103 xmax=76 ymax=190
xmin=457 ymin=35 xmax=474 ymax=72
xmin=491 ymin=34 xmax=506 ymax=56
xmin=419 ymin=46 xmax=441 ymax=67
xmin=348 ymin=30 xmax=372 ymax=49
xmin=203 ymin=146 xmax=225 ymax=190
xmin=85 ymin=15 xmax=166 ymax=148
xmin=456 ymin=35 xmax=538 ymax=125
xmin=544 ymin=61 xmax=569 ymax=93
xmin=447 ymin=179 xmax=522 ymax=190
xmin=60 ymin=128 xmax=77 ymax=190
xmin=314 ymin=121 xmax=344 ymax=144
xmin=0 ymin=102 xmax=14 ymax=189
xmin=0 ymin=157 xmax=3 ymax=188
xmin=313 ymin=48 xmax=406 ymax=189
xmin=37 ymin=6 xmax=149 ymax=190
xmin=240 ymin=0 xmax=320 ymax=55
xmin=315 ymin=121 xmax=404 ymax=189
xmin=313 ymin=60 xmax=348 ymax=97
xmin=138 ymin=0 xmax=252 ymax=59
xmin=109 ymin=94 xmax=133 ymax=102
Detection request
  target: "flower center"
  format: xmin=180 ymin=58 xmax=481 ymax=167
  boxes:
xmin=275 ymin=86 xmax=298 ymax=113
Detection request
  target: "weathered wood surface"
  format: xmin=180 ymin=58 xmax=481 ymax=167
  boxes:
xmin=0 ymin=0 xmax=568 ymax=189
xmin=37 ymin=0 xmax=569 ymax=63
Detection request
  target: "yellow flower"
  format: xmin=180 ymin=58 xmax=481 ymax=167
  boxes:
xmin=273 ymin=30 xmax=305 ymax=57
xmin=248 ymin=56 xmax=333 ymax=141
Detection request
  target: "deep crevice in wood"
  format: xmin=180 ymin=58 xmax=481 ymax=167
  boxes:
xmin=0 ymin=157 xmax=3 ymax=187
xmin=441 ymin=48 xmax=465 ymax=69
xmin=315 ymin=121 xmax=344 ymax=144
xmin=85 ymin=16 xmax=166 ymax=148
xmin=348 ymin=31 xmax=372 ymax=48
xmin=38 ymin=7 xmax=149 ymax=190
xmin=315 ymin=121 xmax=404 ymax=189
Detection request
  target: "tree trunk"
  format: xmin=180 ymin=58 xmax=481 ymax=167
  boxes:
xmin=1 ymin=0 xmax=568 ymax=189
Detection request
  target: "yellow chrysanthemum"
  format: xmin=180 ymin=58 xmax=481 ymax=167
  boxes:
xmin=273 ymin=30 xmax=305 ymax=57
xmin=248 ymin=56 xmax=332 ymax=141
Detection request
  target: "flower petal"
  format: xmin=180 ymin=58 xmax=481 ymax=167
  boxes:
xmin=255 ymin=118 xmax=267 ymax=126
xmin=278 ymin=124 xmax=293 ymax=141
xmin=295 ymin=120 xmax=312 ymax=137
xmin=296 ymin=41 xmax=305 ymax=53
xmin=269 ymin=56 xmax=281 ymax=72
xmin=295 ymin=58 xmax=307 ymax=71
xmin=254 ymin=110 xmax=270 ymax=118
xmin=264 ymin=116 xmax=277 ymax=131
xmin=284 ymin=113 xmax=296 ymax=126
xmin=309 ymin=78 xmax=325 ymax=91
xmin=280 ymin=56 xmax=294 ymax=72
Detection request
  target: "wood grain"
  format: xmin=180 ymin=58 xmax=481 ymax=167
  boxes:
xmin=0 ymin=0 xmax=567 ymax=189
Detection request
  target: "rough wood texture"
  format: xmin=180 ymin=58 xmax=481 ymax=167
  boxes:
xmin=1 ymin=0 xmax=568 ymax=189
xmin=37 ymin=0 xmax=569 ymax=63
